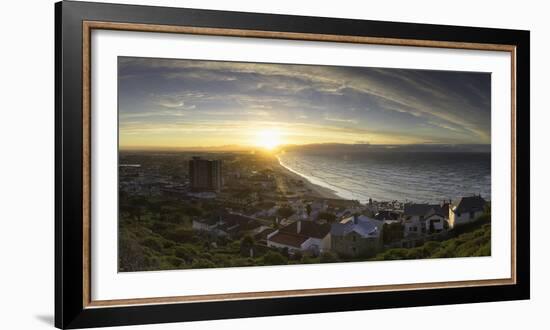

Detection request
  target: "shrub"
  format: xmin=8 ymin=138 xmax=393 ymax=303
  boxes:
xmin=383 ymin=222 xmax=404 ymax=244
xmin=375 ymin=248 xmax=409 ymax=260
xmin=372 ymin=224 xmax=494 ymax=260
xmin=174 ymin=246 xmax=197 ymax=262
xmin=144 ymin=256 xmax=160 ymax=269
xmin=141 ymin=237 xmax=163 ymax=252
xmin=277 ymin=206 xmax=294 ymax=219
xmin=474 ymin=244 xmax=491 ymax=256
xmin=119 ymin=234 xmax=148 ymax=271
xmin=320 ymin=252 xmax=339 ymax=263
xmin=182 ymin=206 xmax=203 ymax=217
xmin=262 ymin=251 xmax=287 ymax=265
xmin=164 ymin=228 xmax=194 ymax=243
xmin=291 ymin=250 xmax=303 ymax=261
xmin=405 ymin=248 xmax=425 ymax=259
xmin=423 ymin=241 xmax=441 ymax=254
xmin=162 ymin=240 xmax=175 ymax=249
xmin=191 ymin=259 xmax=215 ymax=269
xmin=151 ymin=222 xmax=169 ymax=234
xmin=164 ymin=256 xmax=184 ymax=267
xmin=240 ymin=235 xmax=255 ymax=256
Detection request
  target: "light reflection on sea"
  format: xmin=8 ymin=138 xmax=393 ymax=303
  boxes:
xmin=277 ymin=151 xmax=491 ymax=203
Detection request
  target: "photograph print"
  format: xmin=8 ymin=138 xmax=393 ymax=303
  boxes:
xmin=118 ymin=56 xmax=491 ymax=272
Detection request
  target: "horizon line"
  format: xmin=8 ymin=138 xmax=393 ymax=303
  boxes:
xmin=119 ymin=142 xmax=491 ymax=152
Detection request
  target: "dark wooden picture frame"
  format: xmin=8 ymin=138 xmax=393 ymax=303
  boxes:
xmin=55 ymin=1 xmax=530 ymax=328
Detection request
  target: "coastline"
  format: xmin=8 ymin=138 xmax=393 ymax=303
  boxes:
xmin=274 ymin=152 xmax=491 ymax=204
xmin=275 ymin=155 xmax=343 ymax=200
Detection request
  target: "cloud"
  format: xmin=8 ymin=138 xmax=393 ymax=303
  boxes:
xmin=118 ymin=57 xmax=491 ymax=145
xmin=153 ymin=94 xmax=196 ymax=110
xmin=324 ymin=117 xmax=358 ymax=124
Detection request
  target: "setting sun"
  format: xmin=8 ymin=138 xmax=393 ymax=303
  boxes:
xmin=256 ymin=129 xmax=282 ymax=150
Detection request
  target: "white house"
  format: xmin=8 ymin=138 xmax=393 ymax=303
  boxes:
xmin=423 ymin=206 xmax=448 ymax=233
xmin=330 ymin=215 xmax=383 ymax=257
xmin=448 ymin=195 xmax=487 ymax=228
xmin=402 ymin=203 xmax=429 ymax=236
xmin=403 ymin=202 xmax=450 ymax=236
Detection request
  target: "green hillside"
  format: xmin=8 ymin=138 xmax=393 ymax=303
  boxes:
xmin=372 ymin=221 xmax=491 ymax=261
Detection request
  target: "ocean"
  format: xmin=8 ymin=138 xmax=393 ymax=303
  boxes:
xmin=277 ymin=151 xmax=491 ymax=204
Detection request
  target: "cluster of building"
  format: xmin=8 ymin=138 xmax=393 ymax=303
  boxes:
xmin=119 ymin=163 xmax=188 ymax=197
xmin=119 ymin=156 xmax=224 ymax=199
xmin=401 ymin=195 xmax=487 ymax=237
xmin=192 ymin=195 xmax=488 ymax=259
xmin=121 ymin=153 xmax=489 ymax=259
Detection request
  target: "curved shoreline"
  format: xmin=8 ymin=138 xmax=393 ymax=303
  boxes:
xmin=276 ymin=155 xmax=345 ymax=200
xmin=275 ymin=154 xmax=491 ymax=204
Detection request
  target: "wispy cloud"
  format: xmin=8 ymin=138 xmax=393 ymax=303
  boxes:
xmin=324 ymin=117 xmax=358 ymax=124
xmin=118 ymin=57 xmax=491 ymax=147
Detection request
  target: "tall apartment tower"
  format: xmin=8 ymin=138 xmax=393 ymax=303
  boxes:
xmin=189 ymin=157 xmax=222 ymax=192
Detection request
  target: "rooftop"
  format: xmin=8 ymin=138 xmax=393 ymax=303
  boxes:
xmin=196 ymin=212 xmax=263 ymax=232
xmin=254 ymin=228 xmax=277 ymax=241
xmin=268 ymin=232 xmax=309 ymax=248
xmin=404 ymin=203 xmax=449 ymax=218
xmin=453 ymin=195 xmax=487 ymax=213
xmin=331 ymin=215 xmax=381 ymax=238
xmin=404 ymin=203 xmax=431 ymax=217
xmin=374 ymin=210 xmax=400 ymax=221
xmin=279 ymin=221 xmax=331 ymax=239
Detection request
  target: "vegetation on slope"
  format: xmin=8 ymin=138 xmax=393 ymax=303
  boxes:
xmin=372 ymin=222 xmax=491 ymax=261
xmin=119 ymin=194 xmax=492 ymax=271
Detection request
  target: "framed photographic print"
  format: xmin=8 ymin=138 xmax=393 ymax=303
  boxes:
xmin=55 ymin=1 xmax=530 ymax=328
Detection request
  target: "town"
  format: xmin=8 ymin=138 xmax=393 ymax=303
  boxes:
xmin=118 ymin=150 xmax=491 ymax=271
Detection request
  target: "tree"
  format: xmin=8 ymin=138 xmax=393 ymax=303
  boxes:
xmin=484 ymin=201 xmax=491 ymax=214
xmin=240 ymin=235 xmax=255 ymax=257
xmin=382 ymin=222 xmax=404 ymax=244
xmin=119 ymin=234 xmax=148 ymax=271
xmin=124 ymin=196 xmax=149 ymax=222
xmin=317 ymin=212 xmax=336 ymax=223
xmin=281 ymin=247 xmax=289 ymax=258
xmin=262 ymin=251 xmax=287 ymax=265
xmin=292 ymin=250 xmax=303 ymax=261
xmin=320 ymin=252 xmax=339 ymax=263
xmin=127 ymin=204 xmax=145 ymax=222
xmin=140 ymin=237 xmax=163 ymax=252
xmin=306 ymin=204 xmax=312 ymax=217
xmin=182 ymin=205 xmax=202 ymax=217
xmin=277 ymin=205 xmax=294 ymax=219
xmin=148 ymin=201 xmax=162 ymax=215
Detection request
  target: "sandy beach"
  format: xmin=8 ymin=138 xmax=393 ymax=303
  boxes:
xmin=274 ymin=155 xmax=342 ymax=200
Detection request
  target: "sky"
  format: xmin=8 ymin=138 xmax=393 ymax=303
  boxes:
xmin=118 ymin=56 xmax=491 ymax=150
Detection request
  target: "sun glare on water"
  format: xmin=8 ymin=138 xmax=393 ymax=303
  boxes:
xmin=256 ymin=129 xmax=282 ymax=151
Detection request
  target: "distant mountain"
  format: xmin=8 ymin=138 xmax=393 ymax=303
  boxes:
xmin=120 ymin=144 xmax=257 ymax=152
xmin=279 ymin=143 xmax=491 ymax=153
xmin=121 ymin=143 xmax=491 ymax=153
xmin=172 ymin=145 xmax=253 ymax=152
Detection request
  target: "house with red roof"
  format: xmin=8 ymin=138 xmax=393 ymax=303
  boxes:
xmin=266 ymin=220 xmax=331 ymax=255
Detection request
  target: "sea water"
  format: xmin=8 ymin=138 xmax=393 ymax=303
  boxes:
xmin=277 ymin=151 xmax=490 ymax=203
